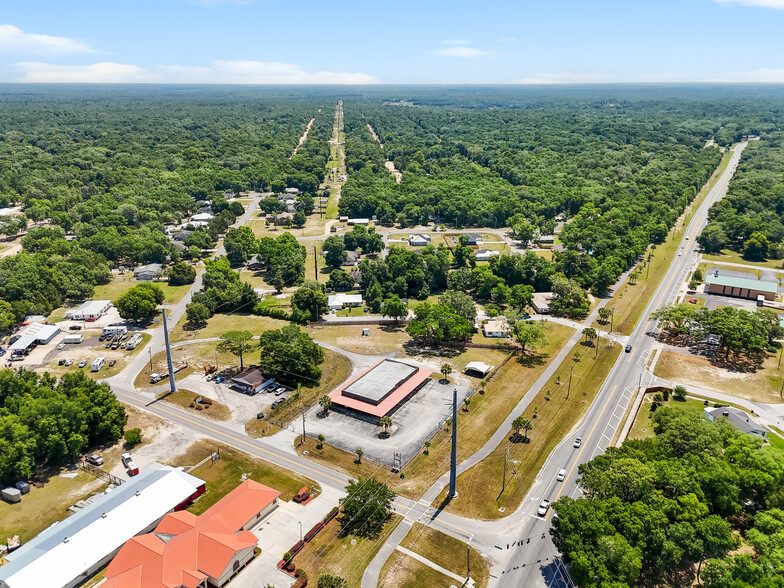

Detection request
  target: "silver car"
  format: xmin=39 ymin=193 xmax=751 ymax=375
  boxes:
xmin=537 ymin=499 xmax=551 ymax=517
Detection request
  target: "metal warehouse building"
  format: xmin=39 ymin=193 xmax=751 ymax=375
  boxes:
xmin=704 ymin=274 xmax=777 ymax=301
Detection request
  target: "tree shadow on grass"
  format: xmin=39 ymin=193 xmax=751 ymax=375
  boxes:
xmin=516 ymin=350 xmax=548 ymax=368
xmin=711 ymin=351 xmax=766 ymax=373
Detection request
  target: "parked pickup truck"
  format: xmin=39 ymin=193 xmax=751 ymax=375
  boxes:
xmin=121 ymin=452 xmax=139 ymax=476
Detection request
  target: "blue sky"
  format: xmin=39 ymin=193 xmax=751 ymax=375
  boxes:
xmin=1 ymin=0 xmax=784 ymax=83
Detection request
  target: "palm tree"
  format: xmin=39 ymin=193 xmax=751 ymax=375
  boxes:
xmin=440 ymin=363 xmax=452 ymax=382
xmin=317 ymin=433 xmax=325 ymax=449
xmin=423 ymin=440 xmax=430 ymax=455
xmin=319 ymin=394 xmax=332 ymax=415
xmin=379 ymin=416 xmax=392 ymax=435
xmin=463 ymin=398 xmax=471 ymax=412
xmin=479 ymin=380 xmax=487 ymax=394
xmin=520 ymin=418 xmax=533 ymax=442
xmin=545 ymin=388 xmax=552 ymax=401
xmin=532 ymin=406 xmax=539 ymax=419
xmin=512 ymin=416 xmax=524 ymax=440
xmin=355 ymin=447 xmax=364 ymax=464
xmin=598 ymin=307 xmax=611 ymax=326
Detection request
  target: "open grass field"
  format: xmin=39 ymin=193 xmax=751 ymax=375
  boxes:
xmin=133 ymin=341 xmax=237 ymax=389
xmin=169 ymin=311 xmax=289 ymax=343
xmin=654 ymin=349 xmax=784 ymax=404
xmin=0 ymin=472 xmax=107 ymax=545
xmin=310 ymin=323 xmax=409 ymax=355
xmin=168 ymin=440 xmax=317 ymax=515
xmin=703 ymin=250 xmax=784 ymax=271
xmin=296 ymin=322 xmax=574 ymax=500
xmin=378 ymin=523 xmax=488 ymax=588
xmin=436 ymin=341 xmax=621 ymax=519
xmin=295 ymin=513 xmax=402 ymax=587
xmin=596 ymin=149 xmax=732 ymax=336
xmin=157 ymin=388 xmax=232 ymax=421
xmin=93 ymin=272 xmax=192 ymax=304
xmin=627 ymin=396 xmax=706 ymax=440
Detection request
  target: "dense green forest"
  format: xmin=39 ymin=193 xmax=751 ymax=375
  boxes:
xmin=700 ymin=132 xmax=784 ymax=261
xmin=0 ymin=370 xmax=127 ymax=483
xmin=551 ymin=407 xmax=784 ymax=587
xmin=0 ymin=88 xmax=332 ymax=317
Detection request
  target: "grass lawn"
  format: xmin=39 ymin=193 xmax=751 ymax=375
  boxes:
xmin=436 ymin=341 xmax=621 ymax=519
xmin=337 ymin=305 xmax=371 ymax=318
xmin=697 ymin=262 xmax=762 ymax=279
xmin=379 ymin=552 xmax=455 ymax=588
xmin=92 ymin=273 xmax=191 ymax=304
xmin=378 ymin=523 xmax=488 ymax=588
xmin=239 ymin=269 xmax=276 ymax=291
xmin=157 ymin=388 xmax=232 ymax=421
xmin=295 ymin=513 xmax=402 ymax=587
xmin=532 ymin=249 xmax=554 ymax=261
xmin=653 ymin=349 xmax=784 ymax=404
xmin=299 ymin=323 xmax=573 ymax=500
xmin=168 ymin=440 xmax=317 ymax=515
xmin=255 ymin=349 xmax=352 ymax=432
xmin=703 ymin=250 xmax=784 ymax=271
xmin=133 ymin=341 xmax=236 ymax=389
xmin=596 ymin=149 xmax=732 ymax=336
xmin=169 ymin=312 xmax=289 ymax=343
xmin=310 ymin=323 xmax=410 ymax=355
xmin=627 ymin=396 xmax=706 ymax=440
xmin=0 ymin=472 xmax=107 ymax=545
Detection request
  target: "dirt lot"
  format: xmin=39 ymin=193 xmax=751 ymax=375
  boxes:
xmin=654 ymin=349 xmax=784 ymax=403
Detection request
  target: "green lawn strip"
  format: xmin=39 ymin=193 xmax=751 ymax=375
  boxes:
xmin=298 ymin=513 xmax=403 ymax=586
xmin=379 ymin=550 xmax=457 ymax=588
xmin=170 ymin=440 xmax=316 ymax=515
xmin=157 ymin=388 xmax=232 ymax=421
xmin=0 ymin=472 xmax=107 ymax=544
xmin=169 ymin=312 xmax=289 ymax=343
xmin=597 ymin=149 xmax=732 ymax=335
xmin=436 ymin=341 xmax=621 ymax=519
xmin=92 ymin=274 xmax=191 ymax=304
xmin=395 ymin=523 xmax=488 ymax=587
xmin=703 ymin=250 xmax=784 ymax=271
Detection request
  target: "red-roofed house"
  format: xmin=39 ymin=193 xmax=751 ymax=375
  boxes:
xmin=103 ymin=480 xmax=281 ymax=588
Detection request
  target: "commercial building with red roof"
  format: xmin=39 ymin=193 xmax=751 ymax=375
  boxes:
xmin=103 ymin=480 xmax=281 ymax=588
xmin=328 ymin=359 xmax=432 ymax=424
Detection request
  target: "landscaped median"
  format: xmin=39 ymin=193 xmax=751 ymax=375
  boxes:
xmin=378 ymin=523 xmax=488 ymax=588
xmin=296 ymin=323 xmax=575 ymax=500
xmin=435 ymin=340 xmax=621 ymax=519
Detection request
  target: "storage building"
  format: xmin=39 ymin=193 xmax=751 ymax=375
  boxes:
xmin=0 ymin=466 xmax=205 ymax=588
xmin=231 ymin=367 xmax=273 ymax=395
xmin=328 ymin=293 xmax=363 ymax=311
xmin=704 ymin=274 xmax=777 ymax=301
xmin=65 ymin=300 xmax=112 ymax=321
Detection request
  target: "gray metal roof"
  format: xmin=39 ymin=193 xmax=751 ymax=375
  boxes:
xmin=343 ymin=360 xmax=417 ymax=405
xmin=705 ymin=274 xmax=777 ymax=294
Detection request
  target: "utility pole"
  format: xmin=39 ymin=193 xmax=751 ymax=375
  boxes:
xmin=567 ymin=365 xmax=574 ymax=399
xmin=448 ymin=388 xmax=458 ymax=499
xmin=162 ymin=308 xmax=176 ymax=395
xmin=301 ymin=408 xmax=306 ymax=446
xmin=502 ymin=445 xmax=509 ymax=494
xmin=466 ymin=545 xmax=471 ymax=584
xmin=148 ymin=347 xmax=153 ymax=373
xmin=610 ymin=308 xmax=614 ymax=333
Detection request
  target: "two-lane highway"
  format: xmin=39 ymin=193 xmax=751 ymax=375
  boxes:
xmin=496 ymin=142 xmax=747 ymax=587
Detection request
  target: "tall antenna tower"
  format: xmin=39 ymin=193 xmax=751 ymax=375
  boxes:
xmin=162 ymin=308 xmax=177 ymax=396
xmin=448 ymin=388 xmax=458 ymax=499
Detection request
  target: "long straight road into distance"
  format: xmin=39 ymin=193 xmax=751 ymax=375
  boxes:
xmin=497 ymin=142 xmax=747 ymax=587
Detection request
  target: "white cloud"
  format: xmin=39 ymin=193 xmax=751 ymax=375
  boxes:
xmin=436 ymin=47 xmax=489 ymax=58
xmin=714 ymin=0 xmax=784 ymax=8
xmin=442 ymin=39 xmax=469 ymax=45
xmin=14 ymin=60 xmax=381 ymax=84
xmin=0 ymin=24 xmax=96 ymax=55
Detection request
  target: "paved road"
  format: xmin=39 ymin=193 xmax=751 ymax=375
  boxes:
xmin=495 ymin=142 xmax=747 ymax=587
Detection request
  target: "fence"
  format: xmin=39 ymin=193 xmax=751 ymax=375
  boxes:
xmin=77 ymin=461 xmax=125 ymax=486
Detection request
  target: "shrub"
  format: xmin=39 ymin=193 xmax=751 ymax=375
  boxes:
xmin=124 ymin=428 xmax=142 ymax=447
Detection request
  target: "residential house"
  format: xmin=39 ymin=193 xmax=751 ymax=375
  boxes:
xmin=704 ymin=406 xmax=768 ymax=441
xmin=532 ymin=292 xmax=554 ymax=314
xmin=231 ymin=367 xmax=273 ymax=395
xmin=475 ymin=249 xmax=500 ymax=261
xmin=483 ymin=319 xmax=511 ymax=338
xmin=134 ymin=263 xmax=164 ymax=281
xmin=341 ymin=250 xmax=361 ymax=267
xmin=466 ymin=234 xmax=483 ymax=246
xmin=408 ymin=234 xmax=431 ymax=247
xmin=246 ymin=255 xmax=263 ymax=271
xmin=328 ymin=293 xmax=363 ymax=311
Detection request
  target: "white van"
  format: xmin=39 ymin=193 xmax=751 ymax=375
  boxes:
xmin=90 ymin=357 xmax=107 ymax=372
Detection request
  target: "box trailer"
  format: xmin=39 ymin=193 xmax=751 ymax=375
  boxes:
xmin=63 ymin=334 xmax=83 ymax=344
xmin=91 ymin=357 xmax=106 ymax=372
xmin=126 ymin=333 xmax=143 ymax=350
xmin=102 ymin=326 xmax=127 ymax=337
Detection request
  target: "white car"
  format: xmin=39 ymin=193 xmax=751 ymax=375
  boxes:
xmin=573 ymin=437 xmax=583 ymax=448
xmin=57 ymin=343 xmax=65 ymax=350
xmin=537 ymin=499 xmax=551 ymax=517
xmin=556 ymin=468 xmax=566 ymax=482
